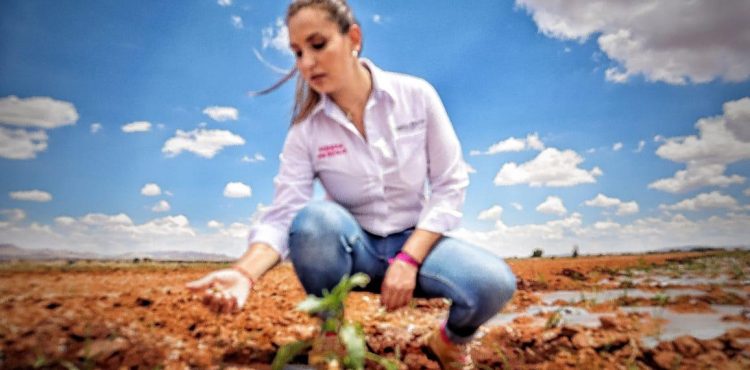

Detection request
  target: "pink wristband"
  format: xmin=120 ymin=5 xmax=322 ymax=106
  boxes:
xmin=388 ymin=251 xmax=421 ymax=268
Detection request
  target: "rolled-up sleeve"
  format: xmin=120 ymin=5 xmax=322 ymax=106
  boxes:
xmin=247 ymin=124 xmax=313 ymax=259
xmin=417 ymin=82 xmax=470 ymax=234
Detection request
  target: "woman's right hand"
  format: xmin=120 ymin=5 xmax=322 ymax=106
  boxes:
xmin=185 ymin=268 xmax=253 ymax=314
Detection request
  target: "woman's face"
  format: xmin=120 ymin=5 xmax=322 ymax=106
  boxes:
xmin=288 ymin=7 xmax=357 ymax=95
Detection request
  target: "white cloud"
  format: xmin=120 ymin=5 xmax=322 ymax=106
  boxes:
xmin=478 ymin=205 xmax=503 ymax=221
xmin=464 ymin=162 xmax=477 ymax=174
xmin=373 ymin=14 xmax=382 ymax=24
xmin=616 ymin=202 xmax=639 ymax=216
xmin=90 ymin=123 xmax=102 ymax=134
xmin=217 ymin=0 xmax=232 ymax=7
xmin=0 ymin=212 xmax=250 ymax=257
xmin=207 ymin=220 xmax=224 ymax=229
xmin=203 ymin=106 xmax=239 ymax=122
xmin=140 ymin=183 xmax=162 ymax=196
xmin=494 ymin=147 xmax=602 ymax=187
xmin=635 ymin=140 xmax=645 ymax=153
xmin=451 ymin=211 xmax=750 ymax=258
xmin=9 ymin=190 xmax=52 ymax=202
xmin=121 ymin=121 xmax=152 ymax=133
xmin=224 ymin=182 xmax=252 ymax=198
xmin=0 ymin=208 xmax=26 ymax=223
xmin=654 ymin=135 xmax=665 ymax=143
xmin=162 ymin=128 xmax=245 ymax=158
xmin=659 ymin=191 xmax=739 ymax=211
xmin=0 ymin=127 xmax=48 ymax=159
xmin=81 ymin=213 xmax=133 ymax=226
xmin=262 ymin=18 xmax=292 ymax=55
xmin=650 ymin=98 xmax=750 ymax=193
xmin=612 ymin=142 xmax=623 ymax=151
xmin=241 ymin=153 xmax=266 ymax=163
xmin=54 ymin=216 xmax=75 ymax=226
xmin=724 ymin=97 xmax=750 ymax=142
xmin=474 ymin=133 xmax=545 ymax=155
xmin=585 ymin=193 xmax=620 ymax=208
xmin=231 ymin=15 xmax=244 ymax=29
xmin=511 ymin=202 xmax=523 ymax=211
xmin=151 ymin=200 xmax=171 ymax=213
xmin=649 ymin=163 xmax=744 ymax=194
xmin=584 ymin=193 xmax=640 ymax=216
xmin=745 ymin=188 xmax=750 ymax=197
xmin=516 ymin=0 xmax=750 ymax=84
xmin=0 ymin=95 xmax=78 ymax=129
xmin=593 ymin=220 xmax=621 ymax=231
xmin=536 ymin=196 xmax=567 ymax=216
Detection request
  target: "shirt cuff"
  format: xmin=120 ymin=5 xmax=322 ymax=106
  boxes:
xmin=247 ymin=223 xmax=289 ymax=260
xmin=417 ymin=204 xmax=463 ymax=234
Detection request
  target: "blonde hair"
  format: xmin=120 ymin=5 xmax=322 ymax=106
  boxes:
xmin=251 ymin=0 xmax=359 ymax=125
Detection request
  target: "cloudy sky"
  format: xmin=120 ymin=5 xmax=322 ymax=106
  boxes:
xmin=1 ymin=0 xmax=749 ymax=258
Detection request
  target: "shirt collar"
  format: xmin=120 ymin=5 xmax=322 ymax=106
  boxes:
xmin=309 ymin=58 xmax=396 ymax=120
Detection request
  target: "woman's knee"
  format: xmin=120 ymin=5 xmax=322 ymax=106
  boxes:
xmin=453 ymin=256 xmax=516 ymax=323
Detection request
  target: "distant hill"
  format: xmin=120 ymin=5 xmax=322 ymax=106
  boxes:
xmin=0 ymin=244 xmax=233 ymax=262
xmin=113 ymin=250 xmax=234 ymax=262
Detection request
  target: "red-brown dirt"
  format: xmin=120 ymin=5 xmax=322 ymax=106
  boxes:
xmin=1 ymin=250 xmax=748 ymax=369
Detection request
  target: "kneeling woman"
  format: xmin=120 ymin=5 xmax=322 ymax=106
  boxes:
xmin=187 ymin=0 xmax=516 ymax=368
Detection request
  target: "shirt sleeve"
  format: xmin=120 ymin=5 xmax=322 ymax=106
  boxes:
xmin=247 ymin=124 xmax=314 ymax=259
xmin=416 ymin=81 xmax=470 ymax=234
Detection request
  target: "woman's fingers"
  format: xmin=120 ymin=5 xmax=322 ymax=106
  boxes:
xmin=186 ymin=274 xmax=215 ymax=291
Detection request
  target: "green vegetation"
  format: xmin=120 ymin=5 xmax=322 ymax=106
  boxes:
xmin=545 ymin=309 xmax=563 ymax=329
xmin=531 ymin=248 xmax=544 ymax=258
xmin=272 ymin=273 xmax=397 ymax=370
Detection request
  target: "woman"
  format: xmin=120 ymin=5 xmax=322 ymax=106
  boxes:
xmin=186 ymin=1 xmax=516 ymax=368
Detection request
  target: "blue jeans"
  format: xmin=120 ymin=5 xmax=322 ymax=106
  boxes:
xmin=288 ymin=200 xmax=516 ymax=343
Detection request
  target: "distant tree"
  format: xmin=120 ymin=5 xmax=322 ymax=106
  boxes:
xmin=531 ymin=248 xmax=543 ymax=258
xmin=133 ymin=258 xmax=141 ymax=264
xmin=572 ymin=244 xmax=579 ymax=258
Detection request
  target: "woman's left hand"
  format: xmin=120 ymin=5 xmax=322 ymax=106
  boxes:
xmin=380 ymin=260 xmax=418 ymax=311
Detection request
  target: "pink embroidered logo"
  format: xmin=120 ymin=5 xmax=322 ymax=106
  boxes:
xmin=317 ymin=143 xmax=347 ymax=159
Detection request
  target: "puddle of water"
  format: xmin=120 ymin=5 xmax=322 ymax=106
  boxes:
xmin=486 ymin=305 xmax=611 ymax=329
xmin=622 ymin=274 xmax=730 ymax=287
xmin=722 ymin=287 xmax=750 ymax=298
xmin=540 ymin=288 xmax=706 ymax=305
xmin=622 ymin=305 xmax=750 ymax=348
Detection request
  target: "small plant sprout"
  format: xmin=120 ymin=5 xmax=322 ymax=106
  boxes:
xmin=545 ymin=309 xmax=563 ymax=329
xmin=272 ymin=273 xmax=397 ymax=370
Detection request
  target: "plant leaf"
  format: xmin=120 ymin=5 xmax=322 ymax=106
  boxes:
xmin=296 ymin=296 xmax=324 ymax=313
xmin=271 ymin=340 xmax=312 ymax=370
xmin=340 ymin=323 xmax=366 ymax=370
xmin=349 ymin=272 xmax=370 ymax=288
xmin=365 ymin=352 xmax=399 ymax=370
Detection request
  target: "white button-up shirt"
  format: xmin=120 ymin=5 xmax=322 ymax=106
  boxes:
xmin=248 ymin=59 xmax=469 ymax=259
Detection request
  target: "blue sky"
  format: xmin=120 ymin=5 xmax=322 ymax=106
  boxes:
xmin=1 ymin=0 xmax=749 ymax=257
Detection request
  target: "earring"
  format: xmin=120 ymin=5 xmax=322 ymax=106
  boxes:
xmin=352 ymin=49 xmax=359 ymax=57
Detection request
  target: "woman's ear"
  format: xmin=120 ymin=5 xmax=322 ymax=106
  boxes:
xmin=348 ymin=23 xmax=362 ymax=52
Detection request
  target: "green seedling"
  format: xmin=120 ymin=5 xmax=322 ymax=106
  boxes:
xmin=545 ymin=309 xmax=563 ymax=329
xmin=272 ymin=273 xmax=397 ymax=370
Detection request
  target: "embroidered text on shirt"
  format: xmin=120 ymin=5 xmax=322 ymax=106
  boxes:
xmin=317 ymin=143 xmax=348 ymax=159
xmin=395 ymin=119 xmax=425 ymax=132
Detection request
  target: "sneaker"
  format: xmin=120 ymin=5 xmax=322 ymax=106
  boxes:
xmin=425 ymin=325 xmax=474 ymax=369
xmin=308 ymin=331 xmax=346 ymax=369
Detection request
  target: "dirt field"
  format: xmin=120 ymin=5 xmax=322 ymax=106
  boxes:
xmin=1 ymin=250 xmax=749 ymax=369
